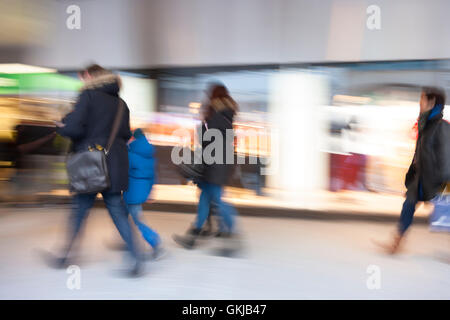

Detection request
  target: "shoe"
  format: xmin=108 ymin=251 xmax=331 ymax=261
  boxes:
xmin=173 ymin=226 xmax=202 ymax=249
xmin=152 ymin=246 xmax=167 ymax=261
xmin=187 ymin=227 xmax=202 ymax=236
xmin=128 ymin=262 xmax=144 ymax=278
xmin=199 ymin=229 xmax=214 ymax=237
xmin=372 ymin=232 xmax=404 ymax=255
xmin=38 ymin=250 xmax=70 ymax=269
xmin=173 ymin=234 xmax=197 ymax=249
xmin=387 ymin=232 xmax=403 ymax=255
xmin=215 ymin=231 xmax=231 ymax=238
xmin=215 ymin=233 xmax=243 ymax=258
xmin=115 ymin=261 xmax=144 ymax=278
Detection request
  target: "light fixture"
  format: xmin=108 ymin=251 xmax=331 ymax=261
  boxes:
xmin=0 ymin=63 xmax=56 ymax=74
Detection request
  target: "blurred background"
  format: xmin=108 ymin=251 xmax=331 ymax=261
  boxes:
xmin=1 ymin=0 xmax=450 ymax=215
xmin=2 ymin=0 xmax=450 ymax=300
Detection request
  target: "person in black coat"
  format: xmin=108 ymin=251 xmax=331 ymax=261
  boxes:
xmin=382 ymin=87 xmax=450 ymax=254
xmin=173 ymin=84 xmax=240 ymax=251
xmin=50 ymin=64 xmax=142 ymax=276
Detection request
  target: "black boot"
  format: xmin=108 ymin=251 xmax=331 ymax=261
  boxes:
xmin=215 ymin=233 xmax=242 ymax=258
xmin=38 ymin=250 xmax=71 ymax=269
xmin=128 ymin=261 xmax=144 ymax=278
xmin=199 ymin=227 xmax=214 ymax=237
xmin=173 ymin=227 xmax=201 ymax=249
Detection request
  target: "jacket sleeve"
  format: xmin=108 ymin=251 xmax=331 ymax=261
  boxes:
xmin=128 ymin=145 xmax=137 ymax=171
xmin=120 ymin=103 xmax=132 ymax=141
xmin=57 ymin=91 xmax=90 ymax=139
xmin=437 ymin=121 xmax=450 ymax=183
xmin=404 ymin=160 xmax=416 ymax=188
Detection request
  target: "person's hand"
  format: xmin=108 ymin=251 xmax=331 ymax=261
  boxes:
xmin=54 ymin=121 xmax=65 ymax=128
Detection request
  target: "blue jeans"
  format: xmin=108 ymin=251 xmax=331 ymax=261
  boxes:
xmin=127 ymin=204 xmax=161 ymax=249
xmin=63 ymin=191 xmax=139 ymax=261
xmin=398 ymin=182 xmax=424 ymax=235
xmin=398 ymin=197 xmax=418 ymax=235
xmin=195 ymin=182 xmax=237 ymax=232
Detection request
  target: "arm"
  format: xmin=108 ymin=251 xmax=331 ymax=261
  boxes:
xmin=437 ymin=122 xmax=450 ymax=183
xmin=57 ymin=91 xmax=90 ymax=139
xmin=17 ymin=131 xmax=56 ymax=155
xmin=128 ymin=144 xmax=137 ymax=171
xmin=120 ymin=102 xmax=132 ymax=141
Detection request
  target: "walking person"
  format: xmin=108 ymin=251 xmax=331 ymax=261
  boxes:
xmin=380 ymin=87 xmax=450 ymax=254
xmin=173 ymin=83 xmax=240 ymax=254
xmin=48 ymin=64 xmax=142 ymax=276
xmin=123 ymin=128 xmax=165 ymax=259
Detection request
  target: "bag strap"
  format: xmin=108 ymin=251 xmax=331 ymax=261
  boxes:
xmin=105 ymin=99 xmax=125 ymax=155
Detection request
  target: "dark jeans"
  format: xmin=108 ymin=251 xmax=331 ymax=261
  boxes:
xmin=62 ymin=191 xmax=139 ymax=262
xmin=398 ymin=182 xmax=424 ymax=235
xmin=398 ymin=197 xmax=418 ymax=235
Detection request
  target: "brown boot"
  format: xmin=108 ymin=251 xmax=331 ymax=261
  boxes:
xmin=373 ymin=231 xmax=404 ymax=255
xmin=386 ymin=232 xmax=403 ymax=254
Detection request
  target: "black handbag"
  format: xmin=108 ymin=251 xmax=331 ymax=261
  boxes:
xmin=176 ymin=147 xmax=204 ymax=181
xmin=65 ymin=100 xmax=124 ymax=194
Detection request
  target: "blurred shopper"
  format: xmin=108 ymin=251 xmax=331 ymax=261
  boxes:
xmin=173 ymin=84 xmax=240 ymax=253
xmin=10 ymin=123 xmax=57 ymax=201
xmin=383 ymin=87 xmax=450 ymax=254
xmin=48 ymin=64 xmax=142 ymax=276
xmin=123 ymin=128 xmax=165 ymax=259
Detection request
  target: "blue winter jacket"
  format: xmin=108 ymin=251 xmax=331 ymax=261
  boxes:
xmin=123 ymin=135 xmax=156 ymax=204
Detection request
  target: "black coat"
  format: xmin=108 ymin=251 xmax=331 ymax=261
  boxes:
xmin=405 ymin=107 xmax=450 ymax=202
xmin=58 ymin=74 xmax=131 ymax=193
xmin=201 ymin=98 xmax=237 ymax=186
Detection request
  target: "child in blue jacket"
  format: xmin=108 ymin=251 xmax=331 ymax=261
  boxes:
xmin=124 ymin=129 xmax=163 ymax=258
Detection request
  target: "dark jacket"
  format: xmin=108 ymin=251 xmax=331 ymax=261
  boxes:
xmin=58 ymin=73 xmax=132 ymax=193
xmin=201 ymin=97 xmax=237 ymax=186
xmin=405 ymin=105 xmax=450 ymax=201
xmin=123 ymin=135 xmax=156 ymax=204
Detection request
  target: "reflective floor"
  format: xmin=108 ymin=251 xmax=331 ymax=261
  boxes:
xmin=0 ymin=207 xmax=448 ymax=299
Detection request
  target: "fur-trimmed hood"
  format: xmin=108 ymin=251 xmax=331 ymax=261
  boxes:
xmin=81 ymin=73 xmax=122 ymax=95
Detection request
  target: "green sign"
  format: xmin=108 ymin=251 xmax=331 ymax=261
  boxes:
xmin=0 ymin=73 xmax=82 ymax=95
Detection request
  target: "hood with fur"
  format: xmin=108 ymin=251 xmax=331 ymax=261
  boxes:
xmin=81 ymin=73 xmax=122 ymax=96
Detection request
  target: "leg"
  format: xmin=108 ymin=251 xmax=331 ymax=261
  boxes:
xmin=382 ymin=197 xmax=418 ymax=254
xmin=210 ymin=200 xmax=227 ymax=234
xmin=206 ymin=211 xmax=213 ymax=231
xmin=127 ymin=204 xmax=161 ymax=249
xmin=209 ymin=184 xmax=235 ymax=233
xmin=194 ymin=182 xmax=212 ymax=230
xmin=61 ymin=193 xmax=97 ymax=260
xmin=398 ymin=197 xmax=418 ymax=235
xmin=173 ymin=182 xmax=212 ymax=249
xmin=209 ymin=185 xmax=242 ymax=257
xmin=102 ymin=191 xmax=139 ymax=261
xmin=221 ymin=201 xmax=238 ymax=233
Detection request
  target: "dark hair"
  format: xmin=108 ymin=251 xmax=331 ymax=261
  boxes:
xmin=133 ymin=128 xmax=145 ymax=138
xmin=203 ymin=83 xmax=238 ymax=121
xmin=423 ymin=86 xmax=446 ymax=106
xmin=209 ymin=84 xmax=229 ymax=100
xmin=80 ymin=64 xmax=108 ymax=78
